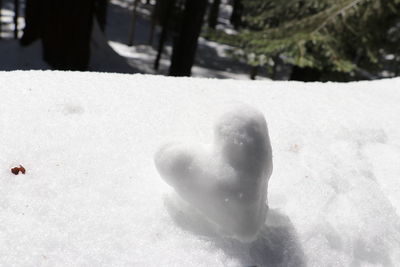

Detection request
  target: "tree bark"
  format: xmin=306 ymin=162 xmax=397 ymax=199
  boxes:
xmin=290 ymin=66 xmax=322 ymax=81
xmin=21 ymin=0 xmax=96 ymax=71
xmin=169 ymin=0 xmax=208 ymax=77
xmin=0 ymin=0 xmax=3 ymax=38
xmin=250 ymin=65 xmax=259 ymax=80
xmin=95 ymin=0 xmax=108 ymax=32
xmin=148 ymin=0 xmax=158 ymax=45
xmin=230 ymin=0 xmax=243 ymax=29
xmin=154 ymin=0 xmax=174 ymax=70
xmin=14 ymin=0 xmax=19 ymax=38
xmin=127 ymin=0 xmax=139 ymax=46
xmin=208 ymin=0 xmax=220 ymax=29
xmin=20 ymin=0 xmax=39 ymax=46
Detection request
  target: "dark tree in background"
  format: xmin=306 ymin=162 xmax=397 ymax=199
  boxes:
xmin=154 ymin=0 xmax=175 ymax=70
xmin=230 ymin=0 xmax=243 ymax=29
xmin=169 ymin=0 xmax=208 ymax=76
xmin=127 ymin=0 xmax=140 ymax=46
xmin=21 ymin=0 xmax=105 ymax=71
xmin=0 ymin=0 xmax=3 ymax=38
xmin=95 ymin=0 xmax=108 ymax=32
xmin=13 ymin=0 xmax=20 ymax=38
xmin=290 ymin=66 xmax=322 ymax=82
xmin=208 ymin=0 xmax=220 ymax=29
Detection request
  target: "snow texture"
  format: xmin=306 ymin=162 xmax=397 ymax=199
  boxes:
xmin=1 ymin=71 xmax=400 ymax=266
xmin=155 ymin=105 xmax=273 ymax=242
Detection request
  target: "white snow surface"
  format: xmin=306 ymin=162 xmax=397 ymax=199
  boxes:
xmin=1 ymin=71 xmax=400 ymax=267
xmin=155 ymin=105 xmax=273 ymax=242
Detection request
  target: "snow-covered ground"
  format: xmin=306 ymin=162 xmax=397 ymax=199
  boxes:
xmin=1 ymin=71 xmax=400 ymax=266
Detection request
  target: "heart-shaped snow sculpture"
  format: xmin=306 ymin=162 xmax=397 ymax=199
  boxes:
xmin=155 ymin=106 xmax=273 ymax=241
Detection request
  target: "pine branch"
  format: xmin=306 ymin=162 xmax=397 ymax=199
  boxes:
xmin=313 ymin=0 xmax=367 ymax=33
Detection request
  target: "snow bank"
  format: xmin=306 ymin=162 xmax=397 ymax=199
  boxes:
xmin=0 ymin=71 xmax=400 ymax=266
xmin=155 ymin=105 xmax=273 ymax=241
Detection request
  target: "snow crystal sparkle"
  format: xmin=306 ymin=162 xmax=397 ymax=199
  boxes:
xmin=155 ymin=105 xmax=273 ymax=241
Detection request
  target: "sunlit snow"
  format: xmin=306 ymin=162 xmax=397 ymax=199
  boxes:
xmin=1 ymin=71 xmax=400 ymax=266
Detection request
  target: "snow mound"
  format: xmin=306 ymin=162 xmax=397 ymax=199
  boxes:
xmin=155 ymin=105 xmax=273 ymax=241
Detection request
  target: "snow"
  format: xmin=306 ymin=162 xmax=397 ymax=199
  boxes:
xmin=1 ymin=71 xmax=400 ymax=266
xmin=155 ymin=105 xmax=273 ymax=242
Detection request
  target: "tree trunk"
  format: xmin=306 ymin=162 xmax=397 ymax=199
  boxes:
xmin=230 ymin=0 xmax=243 ymax=29
xmin=169 ymin=0 xmax=208 ymax=77
xmin=21 ymin=0 xmax=96 ymax=71
xmin=250 ymin=65 xmax=259 ymax=80
xmin=127 ymin=0 xmax=139 ymax=46
xmin=149 ymin=0 xmax=166 ymax=46
xmin=290 ymin=66 xmax=322 ymax=81
xmin=14 ymin=0 xmax=19 ymax=38
xmin=208 ymin=0 xmax=220 ymax=29
xmin=148 ymin=0 xmax=157 ymax=45
xmin=95 ymin=0 xmax=108 ymax=32
xmin=154 ymin=0 xmax=174 ymax=70
xmin=0 ymin=0 xmax=3 ymax=38
xmin=271 ymin=55 xmax=283 ymax=80
xmin=20 ymin=0 xmax=40 ymax=46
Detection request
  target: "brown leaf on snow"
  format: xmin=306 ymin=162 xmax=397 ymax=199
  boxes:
xmin=11 ymin=165 xmax=26 ymax=175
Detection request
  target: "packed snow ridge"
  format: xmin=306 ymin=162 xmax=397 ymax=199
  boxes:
xmin=155 ymin=105 xmax=273 ymax=241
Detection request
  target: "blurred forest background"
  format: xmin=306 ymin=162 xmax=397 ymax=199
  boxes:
xmin=0 ymin=0 xmax=399 ymax=81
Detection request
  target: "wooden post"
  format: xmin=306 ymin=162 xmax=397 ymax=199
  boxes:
xmin=127 ymin=0 xmax=139 ymax=46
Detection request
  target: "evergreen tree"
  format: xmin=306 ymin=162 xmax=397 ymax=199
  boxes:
xmin=211 ymin=0 xmax=400 ymax=81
